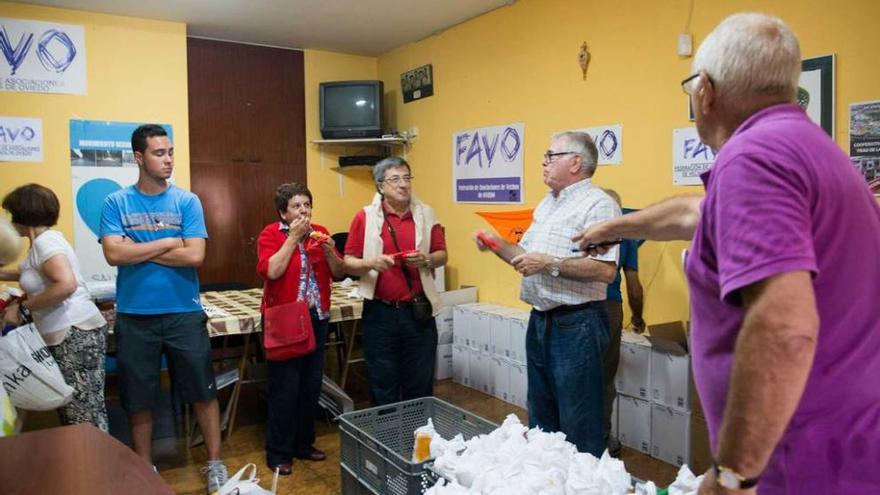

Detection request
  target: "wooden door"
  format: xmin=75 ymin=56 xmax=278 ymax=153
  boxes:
xmin=188 ymin=39 xmax=306 ymax=288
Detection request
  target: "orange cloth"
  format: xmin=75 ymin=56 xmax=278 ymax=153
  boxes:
xmin=475 ymin=209 xmax=534 ymax=244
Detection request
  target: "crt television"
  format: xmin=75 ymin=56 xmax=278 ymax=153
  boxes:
xmin=319 ymin=80 xmax=384 ymax=139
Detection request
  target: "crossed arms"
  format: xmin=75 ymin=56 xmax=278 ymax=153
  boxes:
xmin=102 ymin=235 xmax=205 ymax=267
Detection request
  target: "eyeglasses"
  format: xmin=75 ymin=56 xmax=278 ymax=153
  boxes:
xmin=543 ymin=151 xmax=575 ymax=164
xmin=681 ymin=73 xmax=713 ymax=95
xmin=381 ymin=175 xmax=414 ymax=185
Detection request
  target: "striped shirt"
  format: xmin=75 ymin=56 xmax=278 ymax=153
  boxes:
xmin=519 ymin=178 xmax=620 ymax=311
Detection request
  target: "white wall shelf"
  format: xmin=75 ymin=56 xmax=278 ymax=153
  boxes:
xmin=311 ymin=136 xmax=409 ymax=146
xmin=312 ymin=136 xmax=412 ymax=197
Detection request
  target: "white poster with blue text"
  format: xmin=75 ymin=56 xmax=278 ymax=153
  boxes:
xmin=673 ymin=127 xmax=716 ymax=186
xmin=575 ymin=124 xmax=623 ymax=165
xmin=1 ymin=18 xmax=86 ymax=95
xmin=453 ymin=123 xmax=524 ymax=204
xmin=69 ymin=120 xmax=173 ymax=292
xmin=0 ymin=116 xmax=42 ymax=162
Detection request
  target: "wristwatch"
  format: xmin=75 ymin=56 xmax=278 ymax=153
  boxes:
xmin=713 ymin=461 xmax=759 ymax=490
xmin=548 ymin=257 xmax=562 ymax=277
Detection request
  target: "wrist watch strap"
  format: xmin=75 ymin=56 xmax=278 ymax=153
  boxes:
xmin=713 ymin=460 xmax=760 ymax=489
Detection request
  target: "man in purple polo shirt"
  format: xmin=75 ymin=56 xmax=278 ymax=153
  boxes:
xmin=574 ymin=13 xmax=880 ymax=495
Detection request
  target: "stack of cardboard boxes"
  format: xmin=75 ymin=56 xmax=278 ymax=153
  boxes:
xmin=613 ymin=321 xmax=711 ymax=468
xmin=433 ymin=287 xmax=478 ymax=380
xmin=450 ymin=302 xmax=530 ymax=408
xmin=443 ymin=306 xmax=712 ymax=470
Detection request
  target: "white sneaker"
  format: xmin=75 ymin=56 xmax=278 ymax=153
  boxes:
xmin=202 ymin=461 xmax=228 ymax=494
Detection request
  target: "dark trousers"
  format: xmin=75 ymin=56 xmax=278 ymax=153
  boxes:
xmin=361 ymin=299 xmax=437 ymax=406
xmin=265 ymin=310 xmax=328 ymax=466
xmin=526 ymin=302 xmax=609 ymax=456
xmin=603 ymin=300 xmax=624 ymax=445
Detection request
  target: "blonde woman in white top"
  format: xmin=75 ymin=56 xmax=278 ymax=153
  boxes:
xmin=1 ymin=184 xmax=108 ymax=431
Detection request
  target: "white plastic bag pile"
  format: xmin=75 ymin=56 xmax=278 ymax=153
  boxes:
xmin=636 ymin=465 xmax=705 ymax=495
xmin=425 ymin=414 xmax=705 ymax=495
xmin=427 ymin=414 xmax=631 ymax=495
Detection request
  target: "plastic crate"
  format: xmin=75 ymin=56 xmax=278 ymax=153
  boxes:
xmin=339 ymin=397 xmax=498 ymax=495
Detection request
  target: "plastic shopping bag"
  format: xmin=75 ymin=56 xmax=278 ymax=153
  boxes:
xmin=217 ymin=463 xmax=277 ymax=495
xmin=0 ymin=323 xmax=73 ymax=411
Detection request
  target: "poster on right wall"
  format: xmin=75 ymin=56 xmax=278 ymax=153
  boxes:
xmin=850 ymin=100 xmax=880 ymax=189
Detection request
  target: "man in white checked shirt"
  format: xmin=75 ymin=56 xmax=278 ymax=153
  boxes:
xmin=475 ymin=131 xmax=620 ymax=455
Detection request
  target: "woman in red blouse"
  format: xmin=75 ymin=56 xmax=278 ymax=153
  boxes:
xmin=256 ymin=183 xmax=344 ymax=475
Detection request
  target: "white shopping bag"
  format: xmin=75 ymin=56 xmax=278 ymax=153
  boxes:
xmin=0 ymin=323 xmax=73 ymax=411
xmin=218 ymin=463 xmax=277 ymax=495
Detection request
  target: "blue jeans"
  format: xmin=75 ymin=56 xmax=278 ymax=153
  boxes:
xmin=526 ymin=302 xmax=609 ymax=455
xmin=361 ymin=299 xmax=437 ymax=406
xmin=265 ymin=309 xmax=328 ymax=467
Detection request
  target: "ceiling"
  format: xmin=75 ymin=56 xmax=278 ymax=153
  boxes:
xmin=13 ymin=0 xmax=517 ymax=56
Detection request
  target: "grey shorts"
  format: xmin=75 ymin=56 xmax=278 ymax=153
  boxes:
xmin=115 ymin=311 xmax=217 ymax=413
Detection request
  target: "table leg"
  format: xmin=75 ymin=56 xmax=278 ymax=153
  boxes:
xmin=226 ymin=332 xmax=251 ymax=439
xmin=340 ymin=320 xmax=361 ymax=389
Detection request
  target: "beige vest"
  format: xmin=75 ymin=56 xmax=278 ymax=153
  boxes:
xmin=358 ymin=193 xmax=442 ymax=316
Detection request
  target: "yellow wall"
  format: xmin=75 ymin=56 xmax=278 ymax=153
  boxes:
xmin=359 ymin=0 xmax=880 ymax=323
xmin=303 ymin=50 xmax=379 ymax=233
xmin=0 ymin=2 xmax=188 ymax=256
xmin=4 ymin=1 xmax=874 ymax=324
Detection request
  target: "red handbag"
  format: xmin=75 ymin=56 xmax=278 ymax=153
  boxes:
xmin=263 ymin=299 xmax=316 ymax=361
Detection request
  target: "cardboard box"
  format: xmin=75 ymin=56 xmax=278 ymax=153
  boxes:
xmin=490 ymin=355 xmax=510 ymax=402
xmin=434 ymin=343 xmax=453 ymax=380
xmin=435 ymin=287 xmax=478 ymax=345
xmin=508 ymin=312 xmax=530 ymax=364
xmin=618 ymin=395 xmax=651 ymax=454
xmin=508 ymin=360 xmax=528 ymax=408
xmin=469 ymin=348 xmax=492 ymax=395
xmin=651 ymin=404 xmax=691 ymax=467
xmin=437 ymin=286 xmax=478 ymax=307
xmin=647 ymin=321 xmax=691 ymax=412
xmin=452 ymin=306 xmax=471 ymax=347
xmin=690 ymin=412 xmax=712 ymax=473
xmin=470 ymin=310 xmax=492 ymax=354
xmin=651 ymin=349 xmax=691 ymax=412
xmin=435 ymin=307 xmax=454 ymax=345
xmin=452 ymin=343 xmax=470 ymax=387
xmin=489 ymin=314 xmax=511 ymax=358
xmin=617 ymin=331 xmax=652 ymax=400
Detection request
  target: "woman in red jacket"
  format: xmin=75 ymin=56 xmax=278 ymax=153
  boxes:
xmin=257 ymin=183 xmax=344 ymax=475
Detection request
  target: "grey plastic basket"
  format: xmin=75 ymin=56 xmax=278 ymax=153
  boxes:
xmin=339 ymin=397 xmax=498 ymax=495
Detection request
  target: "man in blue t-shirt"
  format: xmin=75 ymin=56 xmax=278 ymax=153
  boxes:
xmin=601 ymin=190 xmax=645 ymax=457
xmin=99 ymin=124 xmax=227 ymax=491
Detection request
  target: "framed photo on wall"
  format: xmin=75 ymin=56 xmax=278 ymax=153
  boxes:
xmin=401 ymin=64 xmax=433 ymax=103
xmin=799 ymin=55 xmax=835 ymax=136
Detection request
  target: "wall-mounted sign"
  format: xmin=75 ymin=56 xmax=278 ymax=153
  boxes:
xmin=0 ymin=116 xmax=42 ymax=162
xmin=672 ymin=127 xmax=715 ymax=186
xmin=453 ymin=122 xmax=524 ymax=204
xmin=0 ymin=18 xmax=87 ymax=95
xmin=850 ymin=100 xmax=880 ymax=187
xmin=572 ymin=124 xmax=623 ymax=165
xmin=401 ymin=64 xmax=433 ymax=103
